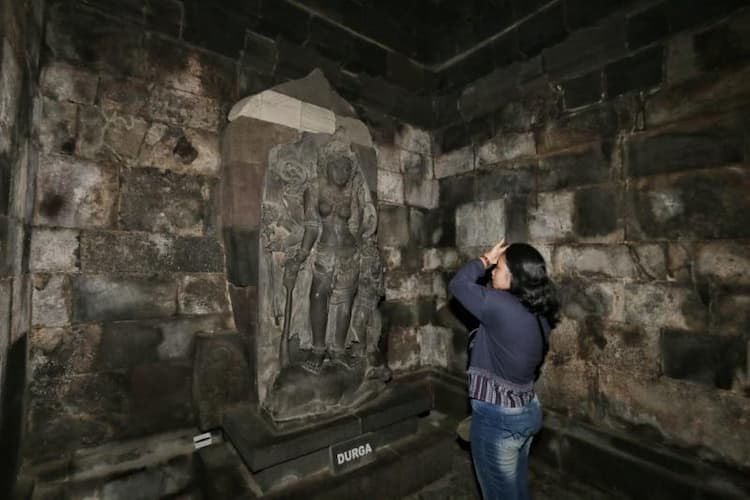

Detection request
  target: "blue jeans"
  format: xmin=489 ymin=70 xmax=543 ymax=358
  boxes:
xmin=470 ymin=397 xmax=543 ymax=500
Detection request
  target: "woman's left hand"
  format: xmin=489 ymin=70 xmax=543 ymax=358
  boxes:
xmin=483 ymin=240 xmax=510 ymax=265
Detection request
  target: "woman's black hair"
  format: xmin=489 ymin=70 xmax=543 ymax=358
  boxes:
xmin=505 ymin=243 xmax=560 ymax=327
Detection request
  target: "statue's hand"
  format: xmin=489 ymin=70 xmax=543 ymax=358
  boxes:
xmin=283 ymin=251 xmax=307 ymax=288
xmin=283 ymin=260 xmax=300 ymax=288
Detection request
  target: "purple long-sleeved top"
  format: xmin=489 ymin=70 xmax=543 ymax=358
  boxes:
xmin=449 ymin=259 xmax=550 ymax=391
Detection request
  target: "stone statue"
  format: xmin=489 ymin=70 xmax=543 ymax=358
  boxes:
xmin=283 ymin=138 xmax=362 ymax=373
xmin=259 ymin=131 xmax=390 ymax=422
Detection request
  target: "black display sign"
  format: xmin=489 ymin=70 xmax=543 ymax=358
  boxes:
xmin=329 ymin=433 xmax=377 ymax=475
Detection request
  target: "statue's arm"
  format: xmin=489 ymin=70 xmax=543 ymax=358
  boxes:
xmin=298 ymin=187 xmax=319 ymax=257
xmin=283 ymin=188 xmax=318 ymax=288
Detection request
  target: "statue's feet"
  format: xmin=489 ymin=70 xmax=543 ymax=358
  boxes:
xmin=329 ymin=349 xmax=358 ymax=369
xmin=301 ymin=347 xmax=326 ymax=374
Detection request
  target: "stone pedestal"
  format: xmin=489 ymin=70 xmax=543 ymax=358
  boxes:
xmin=222 ymin=384 xmax=431 ymax=492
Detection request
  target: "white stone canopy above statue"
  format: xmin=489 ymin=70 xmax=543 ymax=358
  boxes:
xmin=222 ymin=70 xmax=389 ymax=423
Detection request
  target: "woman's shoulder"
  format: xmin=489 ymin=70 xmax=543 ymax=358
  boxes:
xmin=488 ymin=289 xmax=525 ymax=310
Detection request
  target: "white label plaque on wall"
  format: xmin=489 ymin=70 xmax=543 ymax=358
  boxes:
xmin=329 ymin=433 xmax=377 ymax=475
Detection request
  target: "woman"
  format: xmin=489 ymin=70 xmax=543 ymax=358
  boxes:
xmin=449 ymin=240 xmax=559 ymax=500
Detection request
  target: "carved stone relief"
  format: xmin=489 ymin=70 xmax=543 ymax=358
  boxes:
xmin=258 ymin=129 xmax=390 ymax=422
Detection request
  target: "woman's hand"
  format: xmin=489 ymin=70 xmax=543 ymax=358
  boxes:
xmin=482 ymin=240 xmax=509 ymax=266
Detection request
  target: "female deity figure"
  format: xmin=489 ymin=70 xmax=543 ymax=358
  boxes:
xmin=282 ymin=138 xmax=363 ymax=373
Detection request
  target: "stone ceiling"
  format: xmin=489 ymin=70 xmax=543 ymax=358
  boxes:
xmin=288 ymin=0 xmax=630 ymax=66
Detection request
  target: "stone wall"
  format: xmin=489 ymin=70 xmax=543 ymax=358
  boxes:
xmin=0 ymin=0 xmax=43 ymax=492
xmin=24 ymin=1 xmax=242 ymax=463
xmin=433 ymin=3 xmax=750 ymax=473
xmin=21 ymin=0 xmax=442 ymax=467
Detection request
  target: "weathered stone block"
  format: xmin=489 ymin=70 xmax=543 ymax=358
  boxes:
xmin=11 ymin=275 xmax=31 ymax=342
xmin=138 ymin=124 xmax=220 ymax=176
xmin=457 ymin=65 xmax=517 ymax=120
xmin=98 ymin=75 xmax=151 ymax=116
xmin=535 ymin=360 xmax=595 ymax=417
xmin=377 ymin=169 xmax=404 ymax=205
xmin=434 ymin=145 xmax=474 ymax=179
xmin=29 ymin=325 xmax=100 ymax=378
xmin=156 ymin=315 xmax=235 ymax=359
xmin=178 ymin=274 xmax=231 ymax=315
xmin=77 ymin=105 xmax=149 ymax=163
xmin=28 ymin=369 xmax=137 ymax=439
xmin=128 ymin=360 xmax=194 ymax=434
xmin=665 ymin=0 xmax=748 ymax=33
xmin=423 ymin=208 xmax=457 ymax=248
xmin=31 ymin=274 xmax=70 ymax=328
xmin=665 ymin=33 xmax=700 ymax=85
xmin=605 ymin=46 xmax=664 ymax=97
xmin=573 ymin=185 xmax=621 ymax=240
xmin=0 ymin=41 xmax=22 ymax=151
xmin=518 ymin=2 xmax=567 ymax=57
xmin=627 ymin=125 xmax=744 ymax=178
xmin=72 ymin=274 xmax=177 ymax=322
xmin=81 ymin=230 xmax=224 ymax=273
xmin=538 ymin=148 xmax=611 ymax=191
xmin=474 ymin=167 xmax=535 ymax=201
xmin=44 ymin=5 xmax=148 ymax=78
xmin=624 ymin=283 xmax=707 ymax=331
xmin=387 ymin=327 xmax=420 ymax=372
xmin=542 ymin=13 xmax=627 ymax=78
xmin=400 ymin=150 xmax=432 ymax=179
xmin=222 ymin=116 xmax=297 ymax=167
xmin=29 ymin=228 xmax=79 ymax=272
xmin=455 ymin=198 xmax=506 ymax=247
xmin=39 ymin=62 xmax=98 ymax=104
xmin=627 ymin=3 xmax=669 ymax=50
xmin=404 ymin=177 xmax=438 ymax=209
xmin=596 ymin=323 xmax=660 ymax=377
xmin=627 ymin=166 xmax=750 ymax=240
xmin=535 ymin=102 xmax=624 ymax=155
xmin=439 ymin=174 xmax=475 ymax=208
xmin=377 ymin=206 xmax=410 ymax=247
xmin=374 ymin=142 xmax=400 ymax=173
xmin=145 ymin=36 xmax=236 ymax=101
xmin=695 ymin=242 xmax=750 ymax=286
xmin=223 ymin=227 xmax=258 ymax=286
xmin=34 ymin=155 xmax=118 ymax=229
xmin=553 ymin=245 xmax=636 ymax=279
xmin=119 ymin=167 xmax=215 ymax=236
xmin=631 ymin=244 xmax=668 ymax=281
xmin=561 ymin=71 xmax=603 ymax=110
xmin=146 ymin=85 xmax=221 ymax=131
xmin=394 ymin=124 xmax=431 ymax=156
xmin=97 ymin=321 xmax=163 ymax=371
xmin=418 ymin=325 xmax=452 ymax=368
xmin=38 ymin=97 xmax=77 ymax=155
xmin=693 ymin=11 xmax=750 ymax=73
xmin=661 ymin=329 xmax=745 ymax=390
xmin=476 ymin=132 xmax=536 ymax=168
xmin=597 ymin=373 xmax=750 ymax=470
xmin=528 ymin=191 xmax=574 ymax=243
xmin=559 ymin=279 xmax=626 ymax=323
xmin=384 ymin=272 xmax=433 ymax=302
xmin=712 ymin=293 xmax=750 ymax=337
xmin=543 ymin=316 xmax=579 ymax=366
xmin=646 ymin=65 xmax=750 ymax=127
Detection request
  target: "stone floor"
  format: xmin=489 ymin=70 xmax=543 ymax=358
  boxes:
xmin=404 ymin=441 xmax=616 ymax=500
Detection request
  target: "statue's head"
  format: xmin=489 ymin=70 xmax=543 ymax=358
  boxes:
xmin=318 ymin=132 xmax=357 ymax=187
xmin=327 ymin=156 xmax=353 ymax=187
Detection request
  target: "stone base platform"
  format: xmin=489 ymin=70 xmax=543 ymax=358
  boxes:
xmin=222 ymin=383 xmax=432 ymax=493
xmin=197 ymin=409 xmax=458 ymax=499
